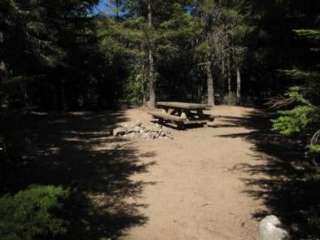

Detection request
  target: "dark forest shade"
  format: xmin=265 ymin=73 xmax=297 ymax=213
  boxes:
xmin=0 ymin=1 xmax=320 ymax=239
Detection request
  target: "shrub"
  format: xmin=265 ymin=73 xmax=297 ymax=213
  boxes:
xmin=272 ymin=87 xmax=318 ymax=137
xmin=125 ymin=65 xmax=145 ymax=105
xmin=272 ymin=105 xmax=315 ymax=136
xmin=0 ymin=185 xmax=69 ymax=240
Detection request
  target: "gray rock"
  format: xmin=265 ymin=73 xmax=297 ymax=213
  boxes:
xmin=258 ymin=215 xmax=289 ymax=240
xmin=114 ymin=122 xmax=172 ymax=140
xmin=142 ymin=133 xmax=150 ymax=139
xmin=134 ymin=121 xmax=143 ymax=127
xmin=126 ymin=132 xmax=137 ymax=138
xmin=113 ymin=127 xmax=126 ymax=136
xmin=180 ymin=112 xmax=187 ymax=119
xmin=132 ymin=126 xmax=142 ymax=132
xmin=154 ymin=123 xmax=162 ymax=129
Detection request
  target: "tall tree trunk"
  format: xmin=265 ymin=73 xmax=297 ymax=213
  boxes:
xmin=147 ymin=0 xmax=156 ymax=108
xmin=236 ymin=67 xmax=241 ymax=104
xmin=0 ymin=61 xmax=7 ymax=107
xmin=221 ymin=56 xmax=225 ymax=95
xmin=206 ymin=61 xmax=215 ymax=106
xmin=227 ymin=55 xmax=231 ymax=95
xmin=0 ymin=61 xmax=7 ymax=83
xmin=140 ymin=42 xmax=148 ymax=106
xmin=142 ymin=61 xmax=147 ymax=105
xmin=115 ymin=0 xmax=120 ymax=19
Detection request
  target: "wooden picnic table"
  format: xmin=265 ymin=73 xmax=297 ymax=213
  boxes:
xmin=157 ymin=101 xmax=210 ymax=110
xmin=149 ymin=101 xmax=214 ymax=129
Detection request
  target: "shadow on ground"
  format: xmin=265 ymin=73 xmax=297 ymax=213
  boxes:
xmin=2 ymin=110 xmax=156 ymax=240
xmin=216 ymin=111 xmax=320 ymax=239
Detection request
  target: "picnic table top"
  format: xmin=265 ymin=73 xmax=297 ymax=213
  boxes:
xmin=157 ymin=101 xmax=210 ymax=110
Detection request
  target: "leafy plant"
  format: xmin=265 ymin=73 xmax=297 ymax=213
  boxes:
xmin=272 ymin=87 xmax=317 ymax=137
xmin=125 ymin=65 xmax=146 ymax=105
xmin=308 ymin=144 xmax=320 ymax=160
xmin=0 ymin=185 xmax=69 ymax=240
xmin=272 ymin=106 xmax=316 ymax=137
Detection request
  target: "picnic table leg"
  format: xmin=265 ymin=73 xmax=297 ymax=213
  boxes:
xmin=161 ymin=107 xmax=168 ymax=113
xmin=168 ymin=108 xmax=175 ymax=115
xmin=196 ymin=110 xmax=207 ymax=126
xmin=197 ymin=109 xmax=205 ymax=119
xmin=177 ymin=122 xmax=186 ymax=130
xmin=162 ymin=107 xmax=175 ymax=115
xmin=158 ymin=118 xmax=165 ymax=124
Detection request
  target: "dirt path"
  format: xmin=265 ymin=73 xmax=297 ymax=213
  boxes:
xmin=114 ymin=106 xmax=268 ymax=240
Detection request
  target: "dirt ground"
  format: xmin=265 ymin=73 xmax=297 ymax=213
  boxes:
xmin=115 ymin=106 xmax=269 ymax=240
xmin=19 ymin=105 xmax=272 ymax=240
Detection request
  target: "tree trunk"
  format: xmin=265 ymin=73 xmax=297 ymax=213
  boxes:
xmin=0 ymin=61 xmax=7 ymax=83
xmin=221 ymin=56 xmax=225 ymax=95
xmin=227 ymin=56 xmax=231 ymax=95
xmin=206 ymin=61 xmax=215 ymax=106
xmin=147 ymin=0 xmax=156 ymax=108
xmin=142 ymin=61 xmax=147 ymax=105
xmin=236 ymin=67 xmax=241 ymax=104
xmin=115 ymin=0 xmax=120 ymax=19
xmin=0 ymin=61 xmax=7 ymax=107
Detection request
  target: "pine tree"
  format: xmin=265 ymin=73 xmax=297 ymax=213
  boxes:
xmin=194 ymin=0 xmax=247 ymax=105
xmin=99 ymin=1 xmax=198 ymax=105
xmin=272 ymin=15 xmax=320 ymax=158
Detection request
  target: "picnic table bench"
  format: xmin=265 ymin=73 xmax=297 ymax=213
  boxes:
xmin=149 ymin=101 xmax=214 ymax=129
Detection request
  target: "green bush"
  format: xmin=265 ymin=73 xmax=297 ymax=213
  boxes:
xmin=308 ymin=144 xmax=320 ymax=160
xmin=125 ymin=65 xmax=145 ymax=105
xmin=272 ymin=87 xmax=317 ymax=137
xmin=272 ymin=105 xmax=315 ymax=136
xmin=0 ymin=185 xmax=69 ymax=240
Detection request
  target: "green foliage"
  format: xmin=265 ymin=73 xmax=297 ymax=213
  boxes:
xmin=280 ymin=69 xmax=320 ymax=81
xmin=125 ymin=65 xmax=146 ymax=105
xmin=294 ymin=29 xmax=320 ymax=41
xmin=272 ymin=87 xmax=317 ymax=136
xmin=1 ymin=0 xmax=113 ymax=110
xmin=157 ymin=4 xmax=201 ymax=58
xmin=0 ymin=185 xmax=69 ymax=240
xmin=272 ymin=105 xmax=315 ymax=136
xmin=272 ymin=7 xmax=320 ymax=137
xmin=286 ymin=86 xmax=312 ymax=105
xmin=98 ymin=1 xmax=204 ymax=104
xmin=98 ymin=17 xmax=146 ymax=59
xmin=308 ymin=144 xmax=320 ymax=159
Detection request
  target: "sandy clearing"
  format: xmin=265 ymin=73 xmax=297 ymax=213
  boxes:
xmin=117 ymin=106 xmax=268 ymax=240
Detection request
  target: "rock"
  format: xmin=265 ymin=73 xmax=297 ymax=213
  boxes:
xmin=113 ymin=122 xmax=172 ymax=140
xmin=180 ymin=112 xmax=187 ymax=119
xmin=126 ymin=132 xmax=137 ymax=138
xmin=148 ymin=123 xmax=161 ymax=131
xmin=132 ymin=126 xmax=142 ymax=132
xmin=113 ymin=127 xmax=126 ymax=136
xmin=207 ymin=121 xmax=215 ymax=127
xmin=134 ymin=121 xmax=143 ymax=127
xmin=258 ymin=215 xmax=289 ymax=240
xmin=142 ymin=133 xmax=150 ymax=139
